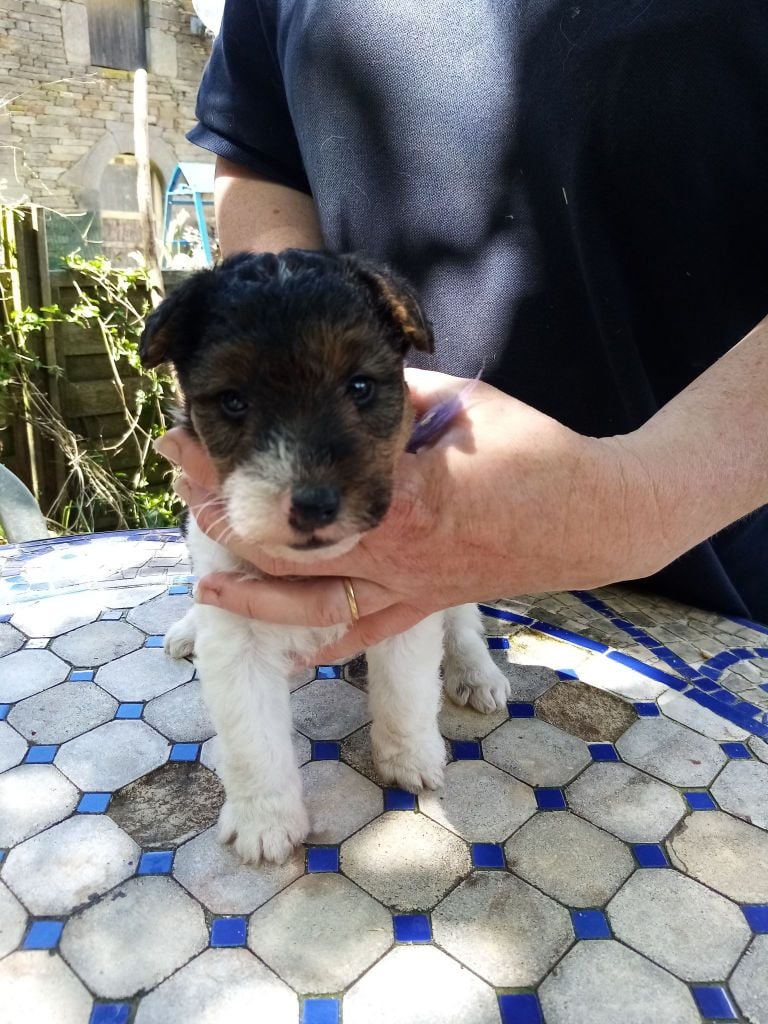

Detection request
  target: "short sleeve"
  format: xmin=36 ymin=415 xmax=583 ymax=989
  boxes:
xmin=187 ymin=0 xmax=311 ymax=195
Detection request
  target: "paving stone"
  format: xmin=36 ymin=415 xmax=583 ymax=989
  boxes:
xmin=730 ymin=935 xmax=768 ymax=1024
xmin=249 ymin=873 xmax=392 ymax=992
xmin=291 ymin=679 xmax=370 ymax=739
xmin=750 ymin=736 xmax=768 ymax=763
xmin=289 ymin=665 xmax=316 ymax=691
xmin=7 ymin=681 xmax=117 ymax=744
xmin=343 ymin=944 xmax=499 ymax=1024
xmin=668 ymin=811 xmax=768 ymax=902
xmin=0 ymin=764 xmax=79 ymax=846
xmin=134 ymin=948 xmax=298 ymax=1024
xmin=51 ymin=620 xmax=145 ymax=666
xmin=539 ymin=939 xmax=699 ymax=1024
xmin=100 ymin=584 xmax=166 ymax=608
xmin=658 ymin=689 xmax=750 ymax=741
xmin=710 ymin=760 xmax=768 ymax=830
xmin=483 ymin=718 xmax=591 ymax=787
xmin=0 ymin=649 xmax=68 ymax=702
xmin=8 ymin=592 xmax=102 ymax=637
xmin=0 ymin=622 xmax=24 ymax=655
xmin=438 ymin=699 xmax=508 ymax=740
xmin=616 ymin=717 xmax=727 ymax=787
xmin=505 ymin=811 xmax=634 ymax=907
xmin=432 ymin=871 xmax=572 ymax=986
xmin=3 ymin=815 xmax=139 ymax=915
xmin=0 ymin=721 xmax=27 ymax=772
xmin=575 ymin=656 xmax=668 ymax=701
xmin=567 ymin=763 xmax=686 ymax=842
xmin=61 ymin=875 xmax=208 ymax=998
xmin=96 ymin=647 xmax=195 ymax=701
xmin=0 ymin=881 xmax=27 ymax=957
xmin=340 ymin=724 xmax=388 ymax=786
xmin=343 ymin=653 xmax=368 ymax=688
xmin=341 ymin=811 xmax=471 ymax=911
xmin=0 ymin=951 xmax=92 ymax=1024
xmin=199 ymin=732 xmax=310 ymax=774
xmin=420 ymin=760 xmax=536 ymax=842
xmin=143 ymin=679 xmax=214 ymax=741
xmin=302 ymin=761 xmax=381 ymax=844
xmin=108 ymin=762 xmax=224 ymax=848
xmin=489 ymin=652 xmax=559 ymax=701
xmin=608 ymin=869 xmax=751 ymax=981
xmin=173 ymin=824 xmax=303 ymax=914
xmin=126 ymin=592 xmax=194 ymax=635
xmin=536 ymin=679 xmax=637 ymax=742
xmin=56 ymin=720 xmax=169 ymax=791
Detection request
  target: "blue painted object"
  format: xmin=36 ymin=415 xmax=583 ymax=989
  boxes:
xmin=168 ymin=585 xmax=189 ymax=595
xmin=144 ymin=635 xmax=165 ymax=648
xmin=169 ymin=743 xmax=200 ymax=762
xmin=70 ymin=670 xmax=94 ymax=681
xmin=634 ymin=702 xmax=660 ymax=717
xmin=307 ymin=847 xmax=340 ymax=873
xmin=312 ymin=741 xmax=341 ymax=761
xmin=507 ymin=702 xmax=535 ymax=718
xmin=471 ymin=843 xmax=506 ymax=869
xmin=571 ymin=909 xmax=611 ymax=939
xmin=0 ymin=704 xmax=9 ymax=720
xmin=99 ymin=609 xmax=123 ymax=620
xmin=535 ymin=788 xmax=567 ymax=810
xmin=23 ymin=919 xmax=64 ymax=949
xmin=393 ymin=914 xmax=432 ymax=942
xmin=302 ymin=998 xmax=341 ymax=1024
xmin=684 ymin=791 xmax=717 ymax=811
xmin=690 ymin=986 xmax=739 ymax=1020
xmin=720 ymin=742 xmax=751 ymax=759
xmin=210 ymin=917 xmax=247 ymax=947
xmin=138 ymin=850 xmax=174 ymax=875
xmin=89 ymin=1005 xmax=131 ymax=1024
xmin=384 ymin=788 xmax=417 ymax=811
xmin=316 ymin=665 xmax=341 ymax=679
xmin=498 ymin=992 xmax=544 ymax=1024
xmin=24 ymin=745 xmax=58 ymax=764
xmin=588 ymin=743 xmax=620 ymax=762
xmin=742 ymin=904 xmax=768 ymax=933
xmin=77 ymin=793 xmax=111 ymax=813
xmin=452 ymin=740 xmax=482 ymax=760
xmin=486 ymin=636 xmax=509 ymax=649
xmin=633 ymin=844 xmax=669 ymax=868
xmin=115 ymin=703 xmax=144 ymax=720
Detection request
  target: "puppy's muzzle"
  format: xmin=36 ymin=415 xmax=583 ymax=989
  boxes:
xmin=289 ymin=484 xmax=341 ymax=533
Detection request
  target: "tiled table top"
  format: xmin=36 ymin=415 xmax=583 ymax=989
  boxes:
xmin=0 ymin=529 xmax=767 ymax=1024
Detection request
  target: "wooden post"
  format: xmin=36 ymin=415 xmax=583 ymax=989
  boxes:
xmin=133 ymin=68 xmax=165 ymax=308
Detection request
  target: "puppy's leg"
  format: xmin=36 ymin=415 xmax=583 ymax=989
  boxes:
xmin=442 ymin=603 xmax=510 ymax=713
xmin=164 ymin=607 xmax=196 ymax=660
xmin=367 ymin=612 xmax=446 ymax=792
xmin=195 ymin=608 xmax=308 ymax=864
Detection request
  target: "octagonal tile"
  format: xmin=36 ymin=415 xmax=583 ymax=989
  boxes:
xmin=3 ymin=815 xmax=139 ymax=915
xmin=199 ymin=733 xmax=310 ymax=775
xmin=0 ymin=622 xmax=24 ymax=656
xmin=8 ymin=592 xmax=102 ymax=638
xmin=56 ymin=720 xmax=168 ymax=791
xmin=432 ymin=871 xmax=572 ymax=986
xmin=750 ymin=736 xmax=768 ymax=763
xmin=340 ymin=724 xmax=387 ymax=786
xmin=135 ymin=948 xmax=297 ymax=1024
xmin=173 ymin=825 xmax=303 ymax=914
xmin=658 ymin=690 xmax=749 ymax=741
xmin=51 ymin=621 xmax=144 ymax=666
xmin=539 ymin=940 xmax=699 ymax=1024
xmin=0 ymin=951 xmax=92 ymax=1024
xmin=126 ymin=592 xmax=193 ymax=634
xmin=438 ymin=700 xmax=507 ymax=741
xmin=60 ymin=875 xmax=207 ymax=998
xmin=710 ymin=760 xmax=768 ymax=830
xmin=505 ymin=811 xmax=634 ymax=907
xmin=343 ymin=945 xmax=499 ymax=1024
xmin=291 ymin=679 xmax=370 ymax=739
xmin=143 ymin=679 xmax=214 ymax=742
xmin=483 ymin=718 xmax=590 ymax=787
xmin=0 ymin=650 xmax=68 ymax=702
xmin=7 ymin=681 xmax=117 ymax=744
xmin=616 ymin=718 xmax=726 ymax=787
xmin=420 ymin=761 xmax=536 ymax=842
xmin=566 ymin=763 xmax=686 ymax=842
xmin=95 ymin=648 xmax=194 ymax=701
xmin=0 ymin=721 xmax=26 ymax=772
xmin=302 ymin=761 xmax=381 ymax=844
xmin=536 ymin=679 xmax=637 ymax=742
xmin=249 ymin=873 xmax=392 ymax=992
xmin=730 ymin=936 xmax=768 ymax=1024
xmin=0 ymin=764 xmax=79 ymax=846
xmin=341 ymin=811 xmax=470 ymax=911
xmin=489 ymin=653 xmax=559 ymax=701
xmin=0 ymin=881 xmax=27 ymax=958
xmin=100 ymin=584 xmax=166 ymax=608
xmin=667 ymin=811 xmax=768 ymax=902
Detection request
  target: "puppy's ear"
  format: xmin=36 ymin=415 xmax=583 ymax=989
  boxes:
xmin=342 ymin=256 xmax=434 ymax=355
xmin=139 ymin=270 xmax=213 ymax=369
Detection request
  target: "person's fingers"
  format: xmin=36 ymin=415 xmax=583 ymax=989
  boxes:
xmin=155 ymin=428 xmax=221 ymax=492
xmin=196 ymin=571 xmax=396 ymax=626
xmin=308 ymin=604 xmax=429 ymax=663
xmin=405 ymin=367 xmax=467 ymax=415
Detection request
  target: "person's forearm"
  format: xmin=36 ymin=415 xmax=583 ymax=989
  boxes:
xmin=618 ymin=315 xmax=768 ymax=572
xmin=214 ymin=157 xmax=323 ymax=257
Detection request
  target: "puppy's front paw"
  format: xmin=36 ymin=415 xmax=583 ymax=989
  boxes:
xmin=372 ymin=728 xmax=447 ymax=792
xmin=218 ymin=795 xmax=310 ymax=865
xmin=444 ymin=659 xmax=510 ymax=713
xmin=164 ymin=615 xmax=196 ymax=660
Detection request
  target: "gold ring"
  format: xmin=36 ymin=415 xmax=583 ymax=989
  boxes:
xmin=343 ymin=577 xmax=360 ymax=622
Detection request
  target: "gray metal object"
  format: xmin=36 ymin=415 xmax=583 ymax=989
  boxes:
xmin=0 ymin=464 xmax=48 ymax=542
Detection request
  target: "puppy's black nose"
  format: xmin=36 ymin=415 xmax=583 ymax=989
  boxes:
xmin=290 ymin=485 xmax=340 ymax=531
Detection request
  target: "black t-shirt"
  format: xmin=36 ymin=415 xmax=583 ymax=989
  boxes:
xmin=190 ymin=0 xmax=768 ymax=621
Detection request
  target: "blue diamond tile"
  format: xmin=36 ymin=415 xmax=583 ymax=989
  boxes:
xmin=307 ymin=847 xmax=340 ymax=873
xmin=384 ymin=788 xmax=417 ymax=811
xmin=634 ymin=702 xmax=660 ymax=717
xmin=0 ymin=704 xmax=9 ymax=720
xmin=138 ymin=850 xmax=174 ymax=875
xmin=316 ymin=665 xmax=342 ymax=679
xmin=535 ymin=788 xmax=567 ymax=810
xmin=507 ymin=702 xmax=535 ymax=718
xmin=742 ymin=904 xmax=768 ymax=933
xmin=571 ymin=909 xmax=611 ymax=939
xmin=169 ymin=742 xmax=200 ymax=762
xmin=24 ymin=745 xmax=58 ymax=764
xmin=312 ymin=741 xmax=341 ymax=761
xmin=144 ymin=635 xmax=165 ymax=648
xmin=0 ymin=850 xmax=5 ymax=864
xmin=684 ymin=791 xmax=717 ymax=811
xmin=487 ymin=637 xmax=510 ymax=649
xmin=90 ymin=1005 xmax=131 ymax=1024
xmin=498 ymin=992 xmax=544 ymax=1024
xmin=99 ymin=609 xmax=123 ymax=621
xmin=588 ymin=743 xmax=620 ymax=762
xmin=720 ymin=742 xmax=751 ymax=759
xmin=302 ymin=998 xmax=341 ymax=1024
xmin=691 ymin=986 xmax=738 ymax=1020
xmin=633 ymin=844 xmax=669 ymax=868
xmin=210 ymin=917 xmax=247 ymax=947
xmin=0 ymin=614 xmax=11 ymax=623
xmin=23 ymin=919 xmax=65 ymax=950
xmin=168 ymin=585 xmax=189 ymax=595
xmin=556 ymin=668 xmax=579 ymax=680
xmin=115 ymin=702 xmax=144 ymax=720
xmin=70 ymin=670 xmax=94 ymax=682
xmin=452 ymin=740 xmax=482 ymax=760
xmin=471 ymin=843 xmax=506 ymax=869
xmin=77 ymin=792 xmax=111 ymax=814
xmin=393 ymin=914 xmax=432 ymax=942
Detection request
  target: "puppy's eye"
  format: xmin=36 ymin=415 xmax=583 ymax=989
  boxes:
xmin=219 ymin=390 xmax=249 ymax=418
xmin=348 ymin=376 xmax=375 ymax=407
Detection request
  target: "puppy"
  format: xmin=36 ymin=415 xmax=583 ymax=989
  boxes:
xmin=140 ymin=250 xmax=510 ymax=864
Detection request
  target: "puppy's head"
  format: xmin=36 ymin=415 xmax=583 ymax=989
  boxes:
xmin=141 ymin=250 xmax=433 ymax=559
